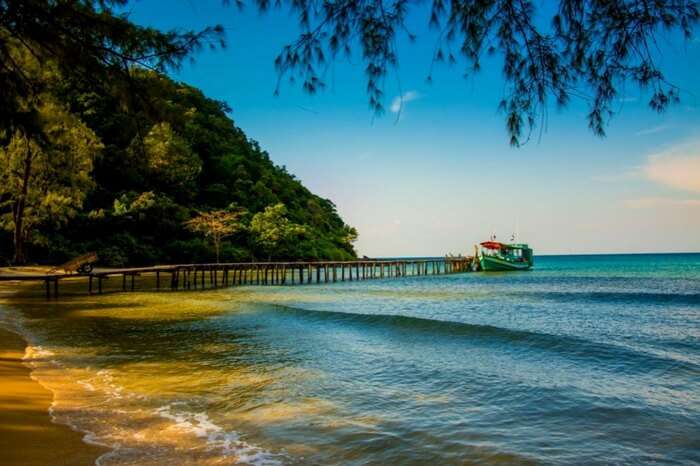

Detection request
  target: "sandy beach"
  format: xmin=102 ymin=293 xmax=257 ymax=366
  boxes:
xmin=0 ymin=324 xmax=107 ymax=466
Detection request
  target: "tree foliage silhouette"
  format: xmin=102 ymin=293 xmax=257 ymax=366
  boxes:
xmin=1 ymin=1 xmax=698 ymax=146
xmin=270 ymin=0 xmax=699 ymax=145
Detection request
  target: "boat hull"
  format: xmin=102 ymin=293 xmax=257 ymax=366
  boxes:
xmin=479 ymin=255 xmax=532 ymax=271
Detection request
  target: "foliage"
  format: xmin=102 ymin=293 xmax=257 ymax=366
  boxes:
xmin=2 ymin=2 xmax=697 ymax=148
xmin=250 ymin=203 xmax=308 ymax=259
xmin=0 ymin=1 xmax=404 ymax=265
xmin=133 ymin=122 xmax=202 ymax=196
xmin=0 ymin=39 xmax=358 ymax=264
xmin=0 ymin=0 xmax=224 ymax=133
xmin=0 ymin=98 xmax=102 ymax=263
xmin=271 ymin=0 xmax=699 ymax=146
xmin=185 ymin=207 xmax=245 ymax=263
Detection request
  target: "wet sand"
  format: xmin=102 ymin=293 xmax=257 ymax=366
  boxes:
xmin=0 ymin=326 xmax=108 ymax=466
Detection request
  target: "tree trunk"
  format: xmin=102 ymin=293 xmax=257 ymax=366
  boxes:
xmin=214 ymin=237 xmax=220 ymax=263
xmin=12 ymin=138 xmax=32 ymax=264
xmin=13 ymin=218 xmax=25 ymax=264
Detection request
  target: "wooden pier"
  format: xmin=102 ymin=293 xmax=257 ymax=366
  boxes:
xmin=0 ymin=258 xmax=475 ymax=299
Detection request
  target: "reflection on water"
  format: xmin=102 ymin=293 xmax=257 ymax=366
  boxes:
xmin=2 ymin=254 xmax=700 ymax=465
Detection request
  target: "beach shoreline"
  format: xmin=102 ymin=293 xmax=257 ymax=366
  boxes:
xmin=0 ymin=285 xmax=109 ymax=466
xmin=0 ymin=278 xmax=260 ymax=466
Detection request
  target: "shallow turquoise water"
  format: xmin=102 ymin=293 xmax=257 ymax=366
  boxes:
xmin=7 ymin=253 xmax=700 ymax=465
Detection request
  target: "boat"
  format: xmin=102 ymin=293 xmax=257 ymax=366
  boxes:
xmin=477 ymin=241 xmax=534 ymax=271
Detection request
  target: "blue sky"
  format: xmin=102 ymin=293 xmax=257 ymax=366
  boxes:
xmin=128 ymin=1 xmax=700 ymax=255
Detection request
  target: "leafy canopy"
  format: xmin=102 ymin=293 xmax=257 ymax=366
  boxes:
xmin=0 ymin=0 xmax=224 ymax=132
xmin=271 ymin=0 xmax=699 ymax=145
xmin=0 ymin=9 xmax=359 ymax=264
xmin=0 ymin=98 xmax=103 ymax=262
xmin=135 ymin=122 xmax=202 ymax=193
xmin=184 ymin=207 xmax=245 ymax=262
xmin=250 ymin=203 xmax=308 ymax=256
xmin=1 ymin=1 xmax=697 ymax=146
xmin=46 ymin=68 xmax=358 ymax=265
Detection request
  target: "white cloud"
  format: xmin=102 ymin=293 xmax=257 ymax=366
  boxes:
xmin=390 ymin=91 xmax=419 ymax=114
xmin=623 ymin=198 xmax=700 ymax=209
xmin=643 ymin=140 xmax=700 ymax=193
xmin=634 ymin=124 xmax=670 ymax=136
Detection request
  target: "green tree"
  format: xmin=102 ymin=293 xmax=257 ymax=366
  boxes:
xmin=343 ymin=226 xmax=359 ymax=246
xmin=250 ymin=203 xmax=307 ymax=260
xmin=133 ymin=122 xmax=202 ymax=195
xmin=0 ymin=99 xmax=103 ymax=263
xmin=184 ymin=207 xmax=245 ymax=263
xmin=0 ymin=1 xmax=224 ymax=133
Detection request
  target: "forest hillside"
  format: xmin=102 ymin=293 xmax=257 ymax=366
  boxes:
xmin=0 ymin=51 xmax=357 ymax=265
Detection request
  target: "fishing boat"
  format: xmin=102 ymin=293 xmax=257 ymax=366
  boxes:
xmin=477 ymin=241 xmax=534 ymax=271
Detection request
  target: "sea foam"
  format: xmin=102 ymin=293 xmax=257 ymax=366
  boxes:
xmin=155 ymin=403 xmax=284 ymax=465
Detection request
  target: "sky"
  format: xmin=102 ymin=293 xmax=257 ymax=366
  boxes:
xmin=126 ymin=1 xmax=700 ymax=256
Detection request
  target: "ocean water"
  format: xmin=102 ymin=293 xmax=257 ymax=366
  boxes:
xmin=2 ymin=253 xmax=700 ymax=465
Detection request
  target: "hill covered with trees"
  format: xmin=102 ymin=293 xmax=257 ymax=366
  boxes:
xmin=3 ymin=1 xmax=696 ymax=265
xmin=0 ymin=44 xmax=357 ymax=265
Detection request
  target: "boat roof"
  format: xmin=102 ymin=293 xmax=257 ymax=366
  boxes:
xmin=480 ymin=241 xmax=504 ymax=249
xmin=480 ymin=241 xmax=530 ymax=250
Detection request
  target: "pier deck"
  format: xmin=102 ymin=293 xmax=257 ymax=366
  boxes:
xmin=0 ymin=258 xmax=475 ymax=299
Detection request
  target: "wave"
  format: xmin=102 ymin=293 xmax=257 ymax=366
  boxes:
xmin=1 ymin=305 xmax=280 ymax=466
xmin=23 ymin=351 xmax=283 ymax=466
xmin=269 ymin=304 xmax=700 ymax=376
xmin=523 ymin=290 xmax=700 ymax=306
xmin=155 ymin=403 xmax=283 ymax=466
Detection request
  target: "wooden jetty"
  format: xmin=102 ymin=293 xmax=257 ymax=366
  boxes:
xmin=0 ymin=258 xmax=475 ymax=299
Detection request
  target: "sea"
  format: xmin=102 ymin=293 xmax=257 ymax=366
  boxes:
xmin=1 ymin=253 xmax=699 ymax=465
